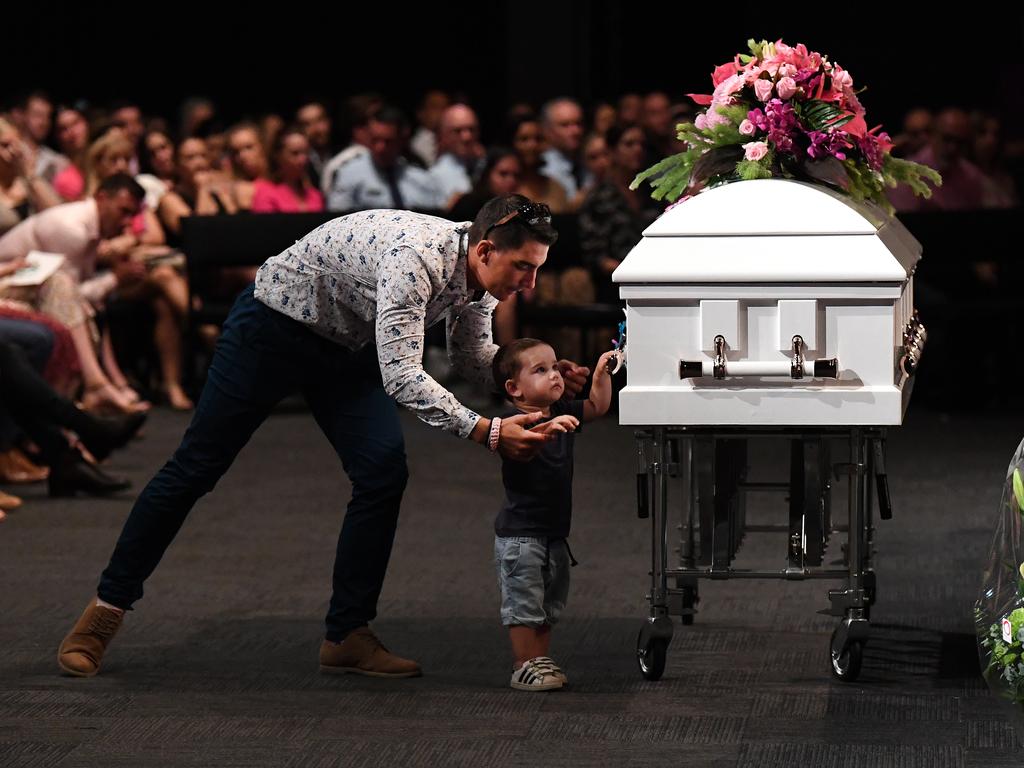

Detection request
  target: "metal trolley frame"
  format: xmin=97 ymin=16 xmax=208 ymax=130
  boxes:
xmin=633 ymin=425 xmax=892 ymax=682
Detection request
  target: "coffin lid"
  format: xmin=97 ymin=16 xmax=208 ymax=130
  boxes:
xmin=614 ymin=179 xmax=921 ymax=284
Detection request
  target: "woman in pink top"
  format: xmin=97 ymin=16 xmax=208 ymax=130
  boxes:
xmin=52 ymin=105 xmax=91 ymax=202
xmin=251 ymin=126 xmax=324 ymax=213
xmin=87 ymin=131 xmax=193 ymax=410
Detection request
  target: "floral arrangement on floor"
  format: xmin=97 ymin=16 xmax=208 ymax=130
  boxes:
xmin=632 ymin=39 xmax=942 ymax=213
xmin=978 ymin=452 xmax=1024 ymax=714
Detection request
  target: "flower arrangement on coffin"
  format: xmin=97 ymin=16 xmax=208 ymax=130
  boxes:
xmin=633 ymin=39 xmax=942 ymax=212
xmin=978 ymin=461 xmax=1024 ymax=712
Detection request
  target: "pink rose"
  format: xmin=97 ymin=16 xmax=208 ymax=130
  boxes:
xmin=743 ymin=141 xmax=769 ymax=161
xmin=778 ymin=63 xmax=798 ymax=78
xmin=712 ymin=73 xmax=745 ymax=101
xmin=739 ymin=119 xmax=756 ymax=136
xmin=777 ymin=77 xmax=798 ymax=100
xmin=694 ymin=113 xmax=708 ymax=130
xmin=832 ymin=66 xmax=853 ymax=91
xmin=754 ymin=79 xmax=774 ymax=102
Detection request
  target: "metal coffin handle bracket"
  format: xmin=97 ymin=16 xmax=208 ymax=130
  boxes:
xmin=713 ymin=335 xmax=727 ymax=380
xmin=899 ymin=310 xmax=927 ymax=377
xmin=791 ymin=336 xmax=805 ymax=380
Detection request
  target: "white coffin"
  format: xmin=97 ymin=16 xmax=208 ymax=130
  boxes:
xmin=613 ymin=179 xmax=921 ymax=426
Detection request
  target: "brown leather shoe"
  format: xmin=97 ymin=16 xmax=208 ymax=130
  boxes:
xmin=57 ymin=599 xmax=124 ymax=677
xmin=319 ymin=627 xmax=422 ymax=678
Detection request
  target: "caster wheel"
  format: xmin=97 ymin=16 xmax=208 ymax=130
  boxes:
xmin=637 ymin=630 xmax=668 ymax=681
xmin=830 ymin=628 xmax=864 ymax=681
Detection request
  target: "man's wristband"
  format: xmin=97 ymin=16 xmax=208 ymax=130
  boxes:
xmin=487 ymin=417 xmax=502 ymax=452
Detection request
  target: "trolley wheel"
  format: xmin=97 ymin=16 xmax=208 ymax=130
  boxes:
xmin=681 ymin=586 xmax=698 ymax=626
xmin=637 ymin=631 xmax=668 ymax=681
xmin=830 ymin=628 xmax=864 ymax=681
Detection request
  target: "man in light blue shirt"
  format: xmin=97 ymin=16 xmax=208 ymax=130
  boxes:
xmin=428 ymin=104 xmax=484 ymax=209
xmin=326 ymin=106 xmax=442 ymax=212
xmin=540 ymin=98 xmax=586 ymax=199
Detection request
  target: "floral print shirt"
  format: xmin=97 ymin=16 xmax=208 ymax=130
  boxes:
xmin=254 ymin=210 xmax=497 ymax=438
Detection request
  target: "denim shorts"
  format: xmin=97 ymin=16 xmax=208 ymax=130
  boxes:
xmin=494 ymin=536 xmax=571 ymax=627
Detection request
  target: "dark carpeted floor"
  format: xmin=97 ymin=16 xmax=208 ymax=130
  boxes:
xmin=1 ymin=403 xmax=1022 ymax=767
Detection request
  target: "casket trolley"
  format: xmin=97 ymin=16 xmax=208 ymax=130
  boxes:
xmin=612 ymin=180 xmax=926 ymax=682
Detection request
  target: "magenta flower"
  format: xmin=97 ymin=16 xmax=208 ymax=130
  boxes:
xmin=807 ymin=130 xmax=851 ymax=161
xmin=747 ymin=108 xmax=768 ymax=132
xmin=857 ymin=131 xmax=891 ymax=171
xmin=763 ymin=99 xmax=800 ymax=154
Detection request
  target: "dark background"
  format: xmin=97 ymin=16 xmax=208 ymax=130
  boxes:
xmin=8 ymin=2 xmax=1023 ymax=142
xmin=8 ymin=2 xmax=1023 ymax=411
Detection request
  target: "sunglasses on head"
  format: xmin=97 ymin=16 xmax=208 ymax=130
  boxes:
xmin=483 ymin=202 xmax=552 ymax=240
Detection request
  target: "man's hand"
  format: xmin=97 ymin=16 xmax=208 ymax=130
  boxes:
xmin=98 ymin=233 xmax=140 ymax=262
xmin=556 ymin=359 xmax=589 ymax=399
xmin=530 ymin=414 xmax=579 ymax=436
xmin=498 ymin=411 xmax=555 ymax=461
xmin=0 ymin=257 xmax=29 ymax=279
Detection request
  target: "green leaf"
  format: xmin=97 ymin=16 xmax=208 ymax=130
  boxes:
xmin=631 ymin=152 xmax=688 ymax=191
xmin=674 ymin=120 xmax=700 ymax=142
xmin=648 ymin=165 xmax=692 ymax=202
xmin=882 ymin=156 xmax=943 ymax=200
xmin=737 ymin=159 xmax=774 ymax=180
xmin=800 ymin=100 xmax=856 ymax=132
xmin=715 ymin=104 xmax=751 ymax=126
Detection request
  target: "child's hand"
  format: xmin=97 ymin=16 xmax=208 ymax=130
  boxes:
xmin=530 ymin=414 xmax=579 ymax=436
xmin=594 ymin=350 xmax=617 ymax=378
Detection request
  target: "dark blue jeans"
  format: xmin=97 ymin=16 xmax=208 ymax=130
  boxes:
xmin=98 ymin=285 xmax=408 ymax=641
xmin=0 ymin=317 xmax=55 ymax=450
